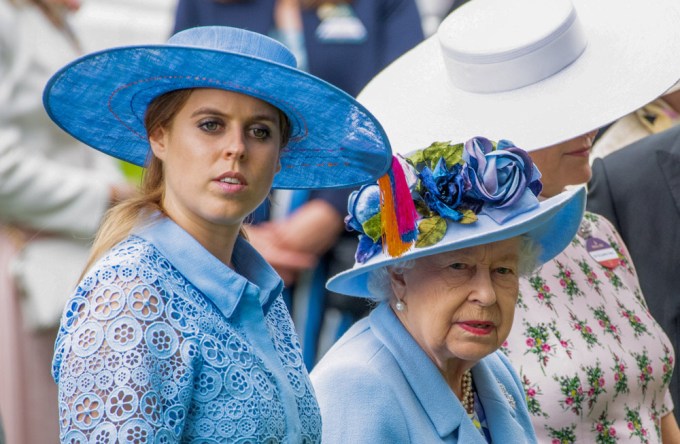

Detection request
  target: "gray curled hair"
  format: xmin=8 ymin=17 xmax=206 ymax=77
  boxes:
xmin=366 ymin=235 xmax=541 ymax=303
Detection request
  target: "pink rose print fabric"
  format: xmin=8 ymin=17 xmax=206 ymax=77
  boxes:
xmin=502 ymin=212 xmax=674 ymax=443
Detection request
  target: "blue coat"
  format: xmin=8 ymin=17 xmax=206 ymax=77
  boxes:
xmin=311 ymin=303 xmax=537 ymax=443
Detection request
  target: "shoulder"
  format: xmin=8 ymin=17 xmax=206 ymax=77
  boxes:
xmin=87 ymin=236 xmax=160 ymax=275
xmin=583 ymin=211 xmax=620 ymax=238
xmin=599 ymin=124 xmax=680 ymax=169
xmin=70 ymin=236 xmax=171 ymax=314
xmin=311 ymin=318 xmax=406 ymax=408
xmin=312 ymin=319 xmax=390 ymax=385
xmin=482 ymin=351 xmax=523 ymax=390
xmin=311 ymin=320 xmax=411 ymax=443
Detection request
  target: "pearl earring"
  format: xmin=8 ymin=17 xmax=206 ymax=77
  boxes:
xmin=395 ymin=300 xmax=406 ymax=312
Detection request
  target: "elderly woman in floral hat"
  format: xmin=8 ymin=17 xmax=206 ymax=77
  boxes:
xmin=311 ymin=136 xmax=585 ymax=443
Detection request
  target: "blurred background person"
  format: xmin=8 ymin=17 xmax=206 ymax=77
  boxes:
xmin=172 ymin=0 xmax=424 ymax=368
xmin=590 ymin=83 xmax=680 ymax=161
xmin=414 ymin=0 xmax=466 ymax=36
xmin=356 ymin=0 xmax=680 ymax=440
xmin=0 ymin=0 xmax=135 ymax=442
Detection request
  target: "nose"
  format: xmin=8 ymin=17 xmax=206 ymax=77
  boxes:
xmin=223 ymin=130 xmax=247 ymax=160
xmin=468 ymin=269 xmax=497 ymax=306
xmin=583 ymin=130 xmax=598 ymax=147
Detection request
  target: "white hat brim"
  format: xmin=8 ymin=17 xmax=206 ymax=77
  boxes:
xmin=358 ymin=0 xmax=680 ymax=154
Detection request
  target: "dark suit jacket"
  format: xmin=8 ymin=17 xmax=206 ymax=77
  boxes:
xmin=588 ymin=124 xmax=680 ymax=419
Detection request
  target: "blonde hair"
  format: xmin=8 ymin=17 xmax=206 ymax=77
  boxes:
xmin=81 ymin=88 xmax=291 ymax=278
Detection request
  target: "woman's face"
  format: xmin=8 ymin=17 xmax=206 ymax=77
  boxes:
xmin=391 ymin=238 xmax=521 ymax=371
xmin=529 ymin=130 xmax=598 ymax=198
xmin=149 ymin=89 xmax=282 ymax=238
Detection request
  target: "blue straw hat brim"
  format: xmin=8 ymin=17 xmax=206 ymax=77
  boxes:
xmin=327 ymin=186 xmax=586 ymax=299
xmin=43 ymin=27 xmax=392 ymax=190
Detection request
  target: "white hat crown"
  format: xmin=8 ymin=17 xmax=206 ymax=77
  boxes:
xmin=439 ymin=0 xmax=587 ymax=93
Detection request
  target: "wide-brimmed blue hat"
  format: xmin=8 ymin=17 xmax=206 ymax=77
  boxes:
xmin=326 ymin=137 xmax=586 ymax=298
xmin=43 ymin=26 xmax=392 ymax=189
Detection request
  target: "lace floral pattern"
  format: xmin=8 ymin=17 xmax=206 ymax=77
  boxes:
xmin=53 ymin=236 xmax=321 ymax=443
xmin=502 ymin=213 xmax=673 ymax=443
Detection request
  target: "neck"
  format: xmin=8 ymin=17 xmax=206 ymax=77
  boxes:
xmin=539 ymin=185 xmax=563 ymax=199
xmin=440 ymin=361 xmax=474 ymax=400
xmin=162 ymin=206 xmax=240 ymax=268
xmin=441 ymin=366 xmax=474 ymax=415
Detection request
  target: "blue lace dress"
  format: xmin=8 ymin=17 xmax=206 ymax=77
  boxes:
xmin=51 ymin=216 xmax=321 ymax=443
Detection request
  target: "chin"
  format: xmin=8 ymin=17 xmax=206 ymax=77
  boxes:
xmin=448 ymin=343 xmax=498 ymax=364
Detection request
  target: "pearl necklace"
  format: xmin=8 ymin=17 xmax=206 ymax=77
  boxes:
xmin=461 ymin=370 xmax=474 ymax=416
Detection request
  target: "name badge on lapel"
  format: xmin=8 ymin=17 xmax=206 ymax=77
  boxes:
xmin=316 ymin=3 xmax=367 ymax=44
xmin=579 ymin=219 xmax=620 ymax=269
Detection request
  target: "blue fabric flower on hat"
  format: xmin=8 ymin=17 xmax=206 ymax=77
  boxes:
xmin=345 ymin=137 xmax=544 ymax=263
xmin=418 ymin=158 xmax=473 ymax=221
xmin=345 ymin=184 xmax=384 ymax=263
xmin=464 ymin=137 xmax=542 ymax=223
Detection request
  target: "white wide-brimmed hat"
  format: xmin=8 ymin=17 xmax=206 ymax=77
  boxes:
xmin=358 ymin=0 xmax=680 ymax=154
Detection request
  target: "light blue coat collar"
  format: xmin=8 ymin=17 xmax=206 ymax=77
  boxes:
xmin=370 ymin=303 xmax=526 ymax=441
xmin=135 ymin=216 xmax=283 ymax=318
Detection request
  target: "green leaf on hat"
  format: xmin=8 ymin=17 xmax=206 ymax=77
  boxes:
xmin=416 ymin=216 xmax=447 ymax=248
xmin=362 ymin=213 xmax=382 ymax=242
xmin=408 ymin=141 xmax=464 ymax=169
xmin=459 ymin=209 xmax=478 ymax=224
xmin=414 ymin=199 xmax=434 ymax=218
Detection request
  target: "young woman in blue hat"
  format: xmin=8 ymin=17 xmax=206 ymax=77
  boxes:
xmin=44 ymin=26 xmax=392 ymax=442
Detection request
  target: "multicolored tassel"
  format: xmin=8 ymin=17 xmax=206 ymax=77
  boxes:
xmin=377 ymin=156 xmax=418 ymax=257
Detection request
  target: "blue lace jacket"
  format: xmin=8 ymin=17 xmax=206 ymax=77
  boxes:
xmin=52 ymin=216 xmax=321 ymax=443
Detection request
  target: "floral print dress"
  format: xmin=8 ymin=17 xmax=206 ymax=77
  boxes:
xmin=502 ymin=212 xmax=674 ymax=443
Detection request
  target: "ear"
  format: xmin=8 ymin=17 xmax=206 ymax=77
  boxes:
xmin=275 ymin=148 xmax=282 ymax=173
xmin=148 ymin=126 xmax=168 ymax=161
xmin=389 ymin=268 xmax=408 ymax=301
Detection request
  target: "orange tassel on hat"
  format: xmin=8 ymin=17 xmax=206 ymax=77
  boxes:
xmin=378 ymin=156 xmax=418 ymax=257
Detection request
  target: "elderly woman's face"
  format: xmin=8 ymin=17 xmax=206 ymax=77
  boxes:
xmin=391 ymin=238 xmax=521 ymax=370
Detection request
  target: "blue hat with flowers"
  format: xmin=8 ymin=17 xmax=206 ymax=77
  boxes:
xmin=42 ymin=26 xmax=392 ymax=190
xmin=326 ymin=137 xmax=586 ymax=298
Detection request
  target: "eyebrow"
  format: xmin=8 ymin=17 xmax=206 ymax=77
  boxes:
xmin=494 ymin=253 xmax=520 ymax=263
xmin=440 ymin=251 xmax=520 ymax=263
xmin=189 ymin=107 xmax=279 ymax=124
